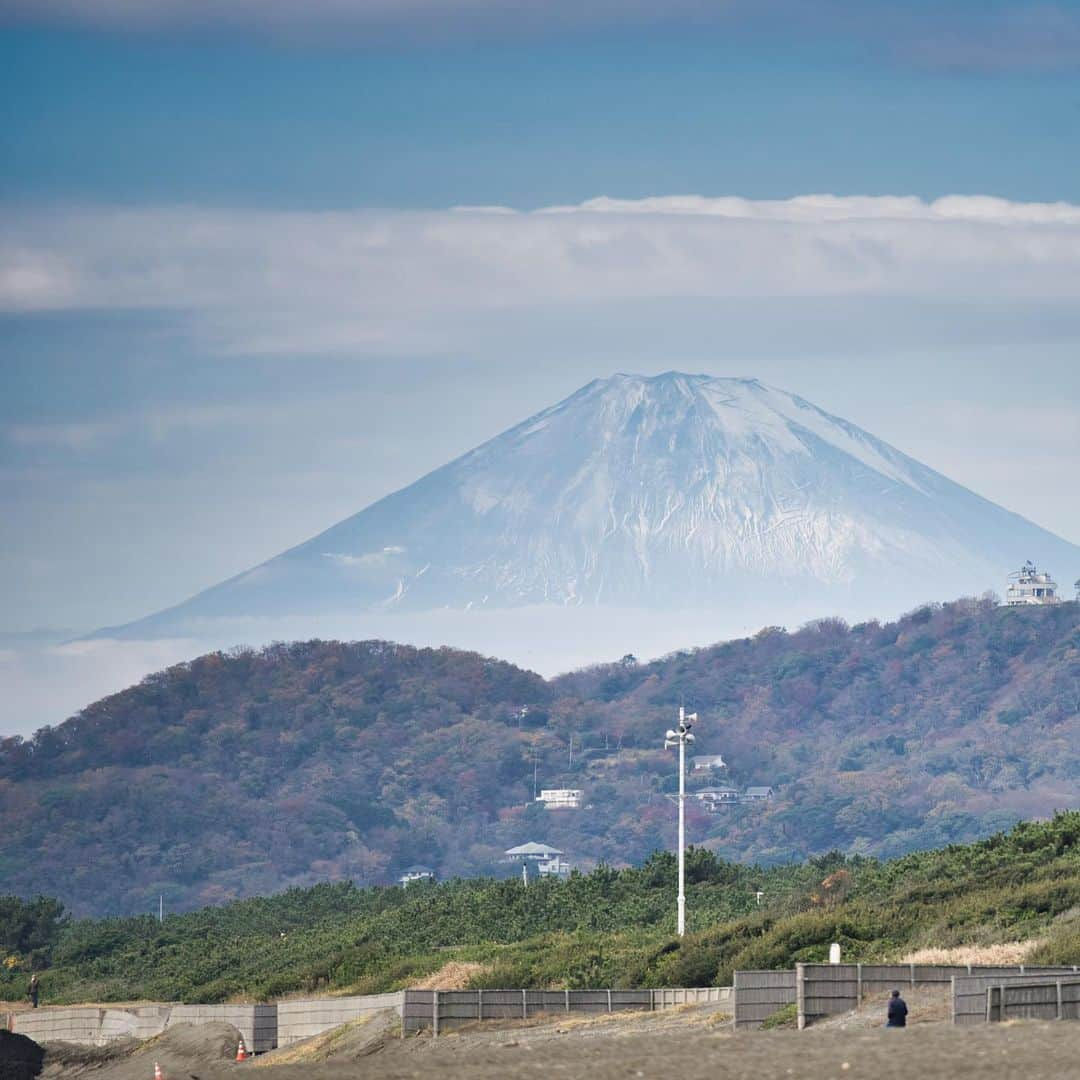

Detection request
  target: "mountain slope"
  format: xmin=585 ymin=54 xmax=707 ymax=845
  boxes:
xmin=3 ymin=597 xmax=1078 ymax=916
xmin=100 ymin=373 xmax=1080 ymax=637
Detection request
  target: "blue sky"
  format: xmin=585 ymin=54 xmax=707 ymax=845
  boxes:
xmin=4 ymin=10 xmax=1080 ymax=209
xmin=2 ymin=2 xmax=1080 ymax=732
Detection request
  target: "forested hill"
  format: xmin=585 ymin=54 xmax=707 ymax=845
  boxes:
xmin=1 ymin=597 xmax=1078 ymax=917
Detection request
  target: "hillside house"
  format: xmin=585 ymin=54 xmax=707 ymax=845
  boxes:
xmin=505 ymin=841 xmax=570 ymax=882
xmin=744 ymin=786 xmax=774 ymax=801
xmin=398 ymin=865 xmax=436 ymax=887
xmin=536 ymin=788 xmax=583 ymax=810
xmin=692 ymin=754 xmax=727 ymax=772
xmin=695 ymin=786 xmax=741 ymax=810
xmin=1006 ymin=562 xmax=1062 ymax=605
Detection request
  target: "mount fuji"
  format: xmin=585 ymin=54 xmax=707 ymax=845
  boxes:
xmin=100 ymin=373 xmax=1080 ymax=643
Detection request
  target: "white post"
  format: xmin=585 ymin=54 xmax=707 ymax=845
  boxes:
xmin=522 ymin=861 xmax=528 ymax=888
xmin=677 ymin=708 xmax=686 ymax=938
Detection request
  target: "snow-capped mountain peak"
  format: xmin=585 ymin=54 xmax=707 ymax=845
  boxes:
xmin=106 ymin=372 xmax=1080 ymax=635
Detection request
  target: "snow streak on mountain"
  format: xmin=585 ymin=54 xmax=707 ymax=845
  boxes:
xmin=106 ymin=374 xmax=1080 ymax=636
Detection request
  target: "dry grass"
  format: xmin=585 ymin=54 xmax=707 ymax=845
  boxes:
xmin=251 ymin=1014 xmax=390 ymax=1067
xmin=899 ymin=941 xmax=1044 ymax=966
xmin=411 ymin=961 xmax=490 ymax=990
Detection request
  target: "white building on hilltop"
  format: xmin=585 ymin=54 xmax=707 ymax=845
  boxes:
xmin=1006 ymin=562 xmax=1062 ymax=606
xmin=398 ymin=865 xmax=436 ymax=887
xmin=692 ymin=754 xmax=727 ymax=772
xmin=536 ymin=788 xmax=583 ymax=810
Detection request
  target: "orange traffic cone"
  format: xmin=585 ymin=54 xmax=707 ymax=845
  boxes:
xmin=235 ymin=1035 xmax=249 ymax=1062
xmin=154 ymin=1063 xmax=165 ymax=1080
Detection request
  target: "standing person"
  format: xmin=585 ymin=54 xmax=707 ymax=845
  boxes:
xmin=28 ymin=974 xmax=40 ymax=1009
xmin=886 ymin=989 xmax=907 ymax=1028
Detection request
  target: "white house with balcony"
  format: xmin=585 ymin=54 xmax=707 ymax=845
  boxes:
xmin=398 ymin=865 xmax=436 ymax=887
xmin=1006 ymin=562 xmax=1062 ymax=606
xmin=505 ymin=841 xmax=571 ymax=881
xmin=536 ymin=788 xmax=583 ymax=810
xmin=695 ymin=786 xmax=741 ymax=810
xmin=692 ymin=754 xmax=727 ymax=772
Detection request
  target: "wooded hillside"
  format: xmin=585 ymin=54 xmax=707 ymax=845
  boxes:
xmin=5 ymin=812 xmax=1080 ymax=1004
xmin=1 ymin=597 xmax=1077 ymax=916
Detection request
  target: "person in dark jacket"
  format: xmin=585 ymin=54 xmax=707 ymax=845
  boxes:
xmin=28 ymin=974 xmax=40 ymax=1008
xmin=886 ymin=989 xmax=908 ymax=1027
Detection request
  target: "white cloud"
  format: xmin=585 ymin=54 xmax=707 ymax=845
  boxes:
xmin=1 ymin=194 xmax=1078 ymax=357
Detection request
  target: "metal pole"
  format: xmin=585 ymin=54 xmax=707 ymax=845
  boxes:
xmin=677 ymin=708 xmax=686 ymax=937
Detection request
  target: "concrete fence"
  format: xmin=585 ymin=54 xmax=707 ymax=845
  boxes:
xmin=730 ymin=963 xmax=1080 ymax=1030
xmin=7 ymin=986 xmax=730 ymax=1047
xmin=953 ymin=969 xmax=1079 ymax=1025
xmin=9 ymin=1008 xmax=107 ymax=1045
xmin=799 ymin=963 xmax=1080 ymax=1029
xmin=402 ymin=987 xmax=730 ymax=1034
xmin=987 ymin=978 xmax=1080 ymax=1022
xmin=650 ymin=986 xmax=731 ymax=1008
xmin=277 ymin=992 xmax=405 ymax=1046
xmin=8 ymin=1002 xmax=276 ymax=1052
xmin=170 ymin=1004 xmax=278 ymax=1053
xmin=733 ymin=970 xmax=797 ymax=1029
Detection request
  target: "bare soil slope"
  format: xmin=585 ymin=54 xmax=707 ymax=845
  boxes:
xmin=29 ymin=1005 xmax=1080 ymax=1080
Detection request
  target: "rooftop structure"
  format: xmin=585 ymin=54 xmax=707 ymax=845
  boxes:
xmin=505 ymin=842 xmax=564 ymax=859
xmin=744 ymin=786 xmax=774 ymax=800
xmin=1006 ymin=562 xmax=1062 ymax=606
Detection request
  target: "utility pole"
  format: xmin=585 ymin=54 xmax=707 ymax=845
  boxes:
xmin=664 ymin=706 xmax=696 ymax=936
xmin=159 ymin=895 xmax=164 ymax=923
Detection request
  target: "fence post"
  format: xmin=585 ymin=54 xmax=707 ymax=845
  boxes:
xmin=433 ymin=991 xmax=439 ymax=1038
xmin=1057 ymin=980 xmax=1063 ymax=1021
xmin=565 ymin=990 xmax=570 ymax=1013
xmin=477 ymin=989 xmax=483 ymax=1022
xmin=910 ymin=962 xmax=916 ymax=989
xmin=522 ymin=990 xmax=527 ymax=1020
xmin=856 ymin=963 xmax=863 ymax=1006
xmin=607 ymin=990 xmax=612 ymax=1013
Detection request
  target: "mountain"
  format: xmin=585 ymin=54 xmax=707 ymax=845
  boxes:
xmin=98 ymin=373 xmax=1080 ymax=639
xmin=3 ymin=597 xmax=1078 ymax=916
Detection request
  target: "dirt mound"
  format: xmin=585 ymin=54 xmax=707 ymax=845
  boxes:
xmin=411 ymin=962 xmax=489 ymax=990
xmin=1 ymin=1029 xmax=45 ymax=1080
xmin=40 ymin=1022 xmax=240 ymax=1080
xmin=253 ymin=1010 xmax=397 ymax=1068
xmin=810 ymin=986 xmax=952 ymax=1031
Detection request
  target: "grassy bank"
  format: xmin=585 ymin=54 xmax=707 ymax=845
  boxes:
xmin=4 ymin=812 xmax=1080 ymax=1004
